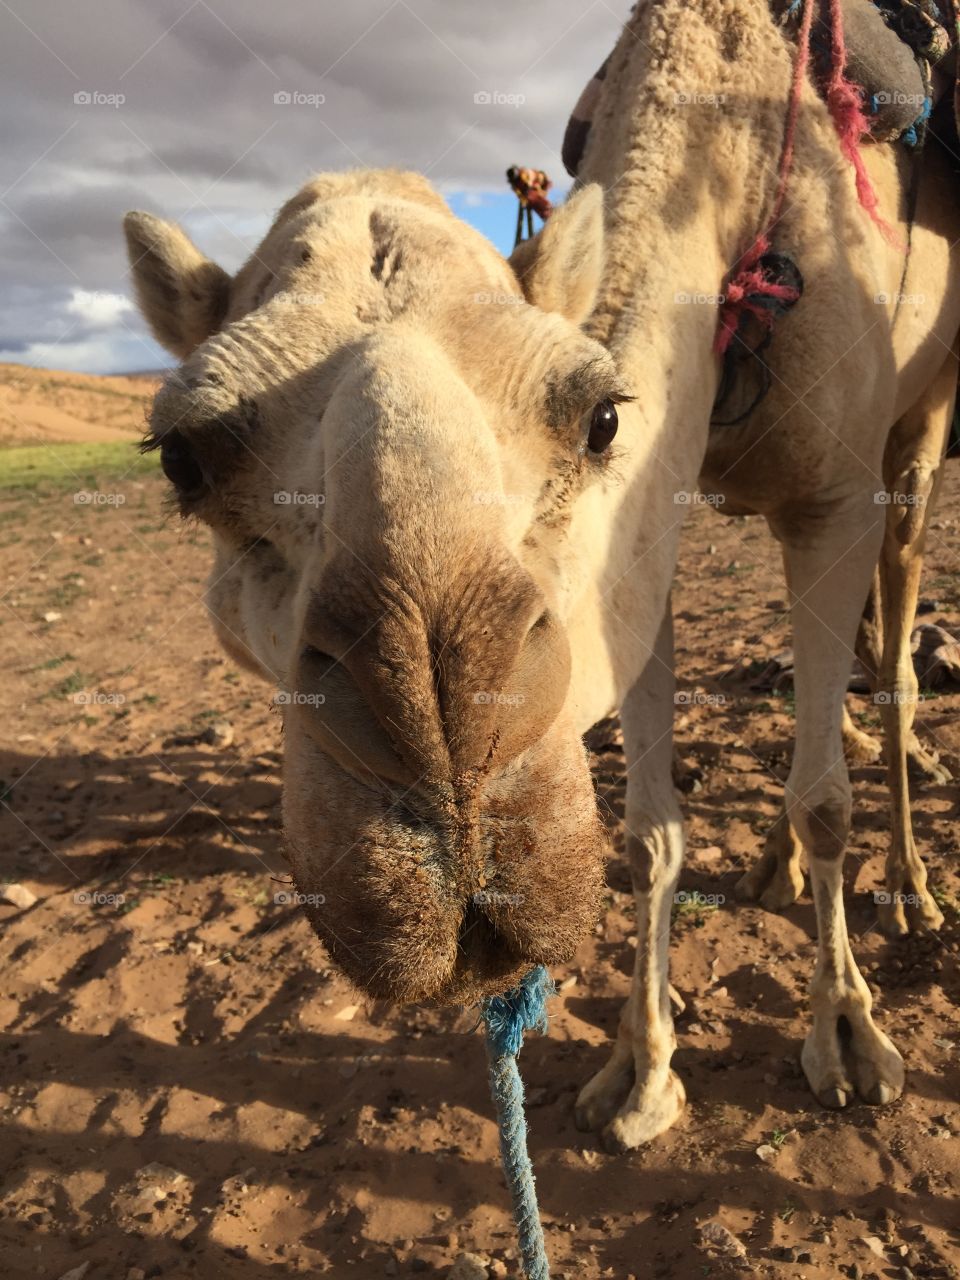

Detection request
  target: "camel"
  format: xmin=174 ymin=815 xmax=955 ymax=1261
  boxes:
xmin=123 ymin=1 xmax=958 ymax=1154
xmin=528 ymin=0 xmax=960 ymax=1147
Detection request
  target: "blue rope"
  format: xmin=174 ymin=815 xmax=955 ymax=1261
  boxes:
xmin=480 ymin=965 xmax=555 ymax=1280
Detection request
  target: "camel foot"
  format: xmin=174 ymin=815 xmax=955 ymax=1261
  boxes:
xmin=842 ymin=719 xmax=882 ymax=765
xmin=876 ymin=884 xmax=944 ymax=937
xmin=601 ymin=1069 xmax=686 ymax=1152
xmin=735 ymin=851 xmax=804 ymax=912
xmin=906 ymin=734 xmax=952 ymax=786
xmin=575 ymin=1048 xmax=634 ymax=1134
xmin=802 ymin=1011 xmax=904 ymax=1109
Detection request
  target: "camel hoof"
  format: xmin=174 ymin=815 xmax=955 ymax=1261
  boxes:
xmin=601 ymin=1069 xmax=686 ymax=1152
xmin=865 ymin=1080 xmax=897 ymax=1106
xmin=878 ymin=889 xmax=943 ymax=936
xmin=575 ymin=1056 xmax=635 ymax=1134
xmin=820 ymin=1086 xmax=850 ymax=1109
xmin=842 ymin=724 xmax=882 ymax=765
xmin=803 ymin=1014 xmax=904 ymax=1110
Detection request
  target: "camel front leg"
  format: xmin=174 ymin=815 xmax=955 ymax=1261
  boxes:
xmin=775 ymin=502 xmax=904 ymax=1109
xmin=575 ymin=604 xmax=686 ymax=1150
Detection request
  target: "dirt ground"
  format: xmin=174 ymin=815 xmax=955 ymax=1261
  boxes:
xmin=1 ymin=417 xmax=959 ymax=1279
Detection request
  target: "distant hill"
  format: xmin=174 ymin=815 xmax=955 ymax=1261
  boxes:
xmin=0 ymin=363 xmax=160 ymax=447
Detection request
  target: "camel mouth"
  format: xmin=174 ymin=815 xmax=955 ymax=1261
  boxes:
xmin=281 ymin=720 xmax=608 ymax=1006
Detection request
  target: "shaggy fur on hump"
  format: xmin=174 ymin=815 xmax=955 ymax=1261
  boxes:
xmin=578 ymin=0 xmax=796 ymax=351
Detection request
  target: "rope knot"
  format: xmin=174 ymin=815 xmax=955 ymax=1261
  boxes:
xmin=715 ymin=240 xmax=803 ymax=356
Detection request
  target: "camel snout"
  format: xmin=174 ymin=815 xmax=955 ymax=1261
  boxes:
xmin=292 ymin=561 xmax=573 ymax=793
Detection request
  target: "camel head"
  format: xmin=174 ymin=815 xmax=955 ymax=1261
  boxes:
xmin=124 ymin=171 xmax=620 ymax=1003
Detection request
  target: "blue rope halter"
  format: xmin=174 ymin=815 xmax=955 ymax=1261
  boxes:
xmin=480 ymin=965 xmax=555 ymax=1280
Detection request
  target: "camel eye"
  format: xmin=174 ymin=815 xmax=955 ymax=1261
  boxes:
xmin=160 ymin=430 xmax=205 ymax=495
xmin=587 ymin=399 xmax=618 ymax=453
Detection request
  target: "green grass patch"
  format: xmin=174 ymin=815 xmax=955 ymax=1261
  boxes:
xmin=0 ymin=441 xmax=157 ymax=493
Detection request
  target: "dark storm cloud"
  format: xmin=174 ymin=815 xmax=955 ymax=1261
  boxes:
xmin=0 ymin=0 xmax=622 ymax=371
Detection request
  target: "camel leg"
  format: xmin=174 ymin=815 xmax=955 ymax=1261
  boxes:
xmin=736 ymin=572 xmax=883 ymax=912
xmin=576 ymin=603 xmax=686 ymax=1150
xmin=843 ymin=566 xmax=884 ymax=765
xmin=774 ymin=498 xmax=903 ymax=1109
xmin=875 ymin=350 xmax=956 ymax=936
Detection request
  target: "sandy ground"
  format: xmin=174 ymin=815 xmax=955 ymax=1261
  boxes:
xmin=0 ymin=365 xmax=159 ymax=447
xmin=1 ymin=423 xmax=959 ymax=1279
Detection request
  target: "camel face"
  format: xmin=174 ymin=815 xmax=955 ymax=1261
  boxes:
xmin=125 ymin=172 xmax=615 ymax=1002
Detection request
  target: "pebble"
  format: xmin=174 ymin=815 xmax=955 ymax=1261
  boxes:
xmin=57 ymin=1266 xmax=90 ymax=1280
xmin=755 ymin=1144 xmax=778 ymax=1162
xmin=42 ymin=610 xmax=61 ymax=623
xmin=1 ymin=883 xmax=37 ymax=910
xmin=697 ymin=1221 xmax=746 ymax=1258
xmin=202 ymin=719 xmax=234 ymax=748
xmin=448 ymin=1252 xmax=489 ymax=1279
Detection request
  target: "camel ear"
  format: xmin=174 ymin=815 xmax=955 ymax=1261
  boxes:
xmin=123 ymin=212 xmax=231 ymax=359
xmin=508 ymin=184 xmax=604 ymax=324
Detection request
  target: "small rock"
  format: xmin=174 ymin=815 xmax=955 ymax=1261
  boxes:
xmin=334 ymin=1004 xmax=360 ymax=1021
xmin=558 ymin=975 xmax=578 ymax=992
xmin=136 ymin=1162 xmax=187 ymax=1185
xmin=755 ymin=1143 xmax=778 ymax=1163
xmin=1 ymin=883 xmax=37 ymax=910
xmin=863 ymin=1235 xmax=888 ymax=1259
xmin=127 ymin=1270 xmax=146 ymax=1280
xmin=42 ymin=610 xmax=61 ymax=623
xmin=57 ymin=1267 xmax=90 ymax=1280
xmin=201 ymin=719 xmax=234 ymax=748
xmin=697 ymin=1221 xmax=746 ymax=1259
xmin=448 ymin=1252 xmax=489 ymax=1279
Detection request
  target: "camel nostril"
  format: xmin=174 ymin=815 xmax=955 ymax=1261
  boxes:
xmin=301 ymin=644 xmax=336 ymax=668
xmin=528 ymin=610 xmax=551 ymax=636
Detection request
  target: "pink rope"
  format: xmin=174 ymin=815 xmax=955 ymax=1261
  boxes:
xmin=715 ymin=0 xmax=901 ymax=356
xmin=823 ymin=0 xmax=898 ymax=242
xmin=714 ymin=0 xmax=813 ymax=354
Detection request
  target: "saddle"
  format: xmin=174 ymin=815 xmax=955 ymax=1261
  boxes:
xmin=562 ymin=0 xmax=959 ymax=179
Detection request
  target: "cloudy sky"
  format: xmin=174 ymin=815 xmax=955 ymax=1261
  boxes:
xmin=1 ymin=0 xmax=624 ymax=374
